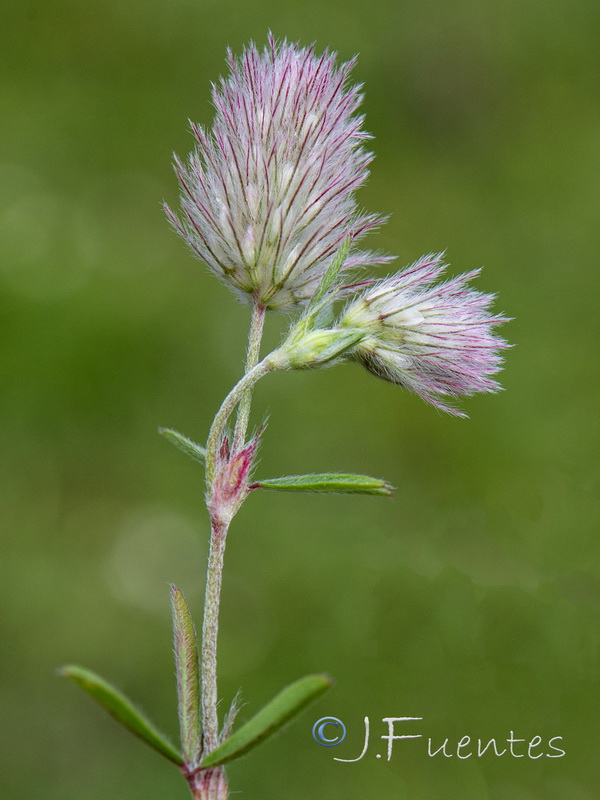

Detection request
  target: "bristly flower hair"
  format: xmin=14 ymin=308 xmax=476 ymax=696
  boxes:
xmin=340 ymin=253 xmax=510 ymax=417
xmin=165 ymin=33 xmax=390 ymax=311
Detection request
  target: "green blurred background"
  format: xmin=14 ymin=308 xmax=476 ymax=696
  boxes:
xmin=2 ymin=1 xmax=600 ymax=798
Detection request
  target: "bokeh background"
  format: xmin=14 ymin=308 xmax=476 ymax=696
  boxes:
xmin=2 ymin=1 xmax=600 ymax=798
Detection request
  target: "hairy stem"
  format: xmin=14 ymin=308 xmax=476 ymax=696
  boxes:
xmin=200 ymin=517 xmax=228 ymax=754
xmin=204 ymin=358 xmax=273 ymax=484
xmin=187 ymin=766 xmax=228 ymax=800
xmin=200 ymin=348 xmax=275 ymax=760
xmin=233 ymin=301 xmax=266 ymax=452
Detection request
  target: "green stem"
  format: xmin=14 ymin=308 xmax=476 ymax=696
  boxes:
xmin=200 ymin=517 xmax=228 ymax=755
xmin=204 ymin=358 xmax=273 ymax=484
xmin=233 ymin=301 xmax=266 ymax=452
xmin=200 ymin=353 xmax=275 ymax=757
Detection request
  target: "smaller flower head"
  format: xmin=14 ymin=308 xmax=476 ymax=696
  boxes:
xmin=340 ymin=254 xmax=510 ymax=416
xmin=165 ymin=34 xmax=389 ymax=310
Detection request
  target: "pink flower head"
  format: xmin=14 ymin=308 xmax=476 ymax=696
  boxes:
xmin=340 ymin=254 xmax=510 ymax=416
xmin=165 ymin=34 xmax=389 ymax=310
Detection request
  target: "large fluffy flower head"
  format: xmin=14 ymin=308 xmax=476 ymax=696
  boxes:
xmin=340 ymin=254 xmax=510 ymax=416
xmin=165 ymin=34 xmax=388 ymax=310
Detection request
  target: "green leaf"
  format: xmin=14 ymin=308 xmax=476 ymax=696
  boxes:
xmin=287 ymin=238 xmax=352 ymax=340
xmin=60 ymin=665 xmax=183 ymax=765
xmin=307 ymin=237 xmax=351 ymax=311
xmin=158 ymin=428 xmax=205 ymax=464
xmin=200 ymin=674 xmax=332 ymax=768
xmin=251 ymin=473 xmax=394 ymax=496
xmin=170 ymin=586 xmax=202 ymax=767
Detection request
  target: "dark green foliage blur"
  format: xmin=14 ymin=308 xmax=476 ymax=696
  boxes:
xmin=2 ymin=1 xmax=600 ymax=797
